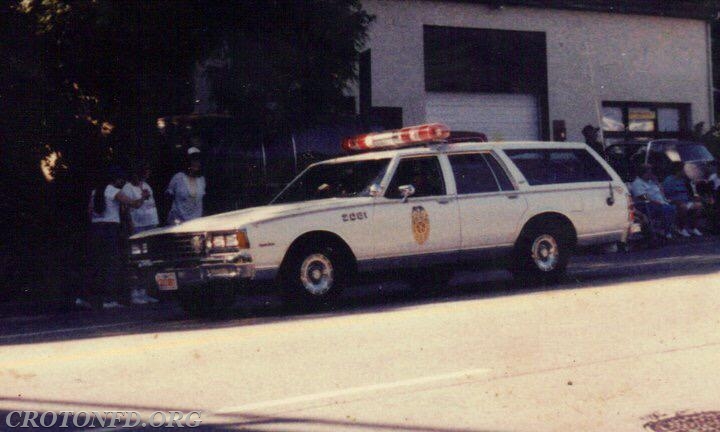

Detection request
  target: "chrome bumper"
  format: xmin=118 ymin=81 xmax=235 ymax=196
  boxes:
xmin=132 ymin=253 xmax=255 ymax=290
xmin=169 ymin=263 xmax=255 ymax=287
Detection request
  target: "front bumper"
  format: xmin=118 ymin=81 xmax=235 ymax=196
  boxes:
xmin=167 ymin=263 xmax=255 ymax=288
xmin=132 ymin=253 xmax=255 ymax=291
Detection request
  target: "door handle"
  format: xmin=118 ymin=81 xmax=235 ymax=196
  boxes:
xmin=507 ymin=194 xmax=519 ymax=200
xmin=606 ymin=182 xmax=615 ymax=206
xmin=436 ymin=198 xmax=452 ymax=204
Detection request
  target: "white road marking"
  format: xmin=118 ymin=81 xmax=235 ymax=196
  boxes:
xmin=215 ymin=368 xmax=491 ymax=414
xmin=0 ymin=321 xmax=141 ymax=340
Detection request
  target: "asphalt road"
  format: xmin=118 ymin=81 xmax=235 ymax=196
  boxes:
xmin=0 ymin=238 xmax=719 ymax=431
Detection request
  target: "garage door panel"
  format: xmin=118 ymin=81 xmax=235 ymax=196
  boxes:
xmin=426 ymin=93 xmax=538 ymax=141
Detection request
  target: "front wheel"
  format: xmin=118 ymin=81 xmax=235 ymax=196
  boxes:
xmin=512 ymin=224 xmax=571 ymax=285
xmin=281 ymin=243 xmax=348 ymax=309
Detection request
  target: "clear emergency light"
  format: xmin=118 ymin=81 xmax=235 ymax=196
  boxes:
xmin=342 ymin=123 xmax=451 ymax=152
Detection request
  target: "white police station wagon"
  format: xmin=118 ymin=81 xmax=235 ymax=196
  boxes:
xmin=129 ymin=124 xmax=632 ymax=315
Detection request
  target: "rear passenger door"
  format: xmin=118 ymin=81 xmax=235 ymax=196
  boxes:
xmin=448 ymin=152 xmax=527 ymax=254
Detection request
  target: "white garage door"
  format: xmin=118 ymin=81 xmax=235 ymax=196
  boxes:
xmin=425 ymin=92 xmax=539 ymax=141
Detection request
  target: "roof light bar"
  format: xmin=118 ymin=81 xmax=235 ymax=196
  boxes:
xmin=342 ymin=123 xmax=450 ymax=152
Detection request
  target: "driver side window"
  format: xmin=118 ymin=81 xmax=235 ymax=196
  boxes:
xmin=386 ymin=156 xmax=446 ymax=199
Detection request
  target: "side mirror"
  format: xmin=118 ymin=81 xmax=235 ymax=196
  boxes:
xmin=369 ymin=183 xmax=383 ymax=197
xmin=398 ymin=184 xmax=416 ymax=203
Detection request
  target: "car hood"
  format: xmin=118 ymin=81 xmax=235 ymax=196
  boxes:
xmin=130 ymin=197 xmax=368 ymax=239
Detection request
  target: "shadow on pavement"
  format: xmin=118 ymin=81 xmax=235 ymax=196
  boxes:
xmin=0 ymin=239 xmax=719 ymax=347
xmin=0 ymin=396 xmax=507 ymax=431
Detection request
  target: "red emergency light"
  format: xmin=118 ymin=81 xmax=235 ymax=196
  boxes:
xmin=342 ymin=123 xmax=451 ymax=152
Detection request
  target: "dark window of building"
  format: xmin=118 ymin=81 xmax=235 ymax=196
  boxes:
xmin=505 ymin=149 xmax=612 ymax=185
xmin=423 ymin=26 xmax=547 ymax=95
xmin=423 ymin=25 xmax=549 ymax=139
xmin=386 ymin=156 xmax=446 ymax=198
xmin=601 ymin=102 xmax=691 ymax=145
xmin=449 ymin=153 xmax=500 ymax=194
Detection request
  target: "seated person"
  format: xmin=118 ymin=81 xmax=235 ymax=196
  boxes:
xmin=708 ymin=164 xmax=720 ymax=233
xmin=662 ymin=162 xmax=703 ymax=237
xmin=630 ymin=164 xmax=676 ymax=239
xmin=710 ymin=164 xmax=720 ymax=193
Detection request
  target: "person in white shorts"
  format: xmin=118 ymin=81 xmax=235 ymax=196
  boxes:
xmin=122 ymin=162 xmax=159 ymax=304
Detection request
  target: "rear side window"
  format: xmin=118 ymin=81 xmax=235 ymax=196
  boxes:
xmin=484 ymin=154 xmax=515 ymax=191
xmin=504 ymin=149 xmax=612 ymax=185
xmin=448 ymin=153 xmax=516 ymax=194
xmin=448 ymin=153 xmax=499 ymax=194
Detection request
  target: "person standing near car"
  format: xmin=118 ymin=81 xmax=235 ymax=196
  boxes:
xmin=166 ymin=147 xmax=206 ymax=225
xmin=582 ymin=124 xmax=605 ymax=158
xmin=84 ymin=167 xmax=148 ymax=309
xmin=121 ymin=161 xmax=159 ymax=304
xmin=662 ymin=162 xmax=703 ymax=237
xmin=123 ymin=162 xmax=158 ymax=234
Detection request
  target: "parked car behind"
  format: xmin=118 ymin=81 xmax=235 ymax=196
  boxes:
xmin=606 ymin=139 xmax=716 ymax=183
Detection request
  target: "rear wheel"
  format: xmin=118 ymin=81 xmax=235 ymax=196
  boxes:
xmin=281 ymin=242 xmax=349 ymax=310
xmin=512 ymin=222 xmax=572 ymax=285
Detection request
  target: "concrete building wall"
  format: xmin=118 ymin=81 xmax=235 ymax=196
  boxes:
xmin=360 ymin=0 xmax=713 ymax=141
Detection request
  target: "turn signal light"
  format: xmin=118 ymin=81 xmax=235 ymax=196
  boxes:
xmin=236 ymin=230 xmax=250 ymax=249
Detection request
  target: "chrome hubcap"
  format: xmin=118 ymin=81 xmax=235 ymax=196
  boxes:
xmin=300 ymin=254 xmax=334 ymax=296
xmin=531 ymin=234 xmax=559 ymax=272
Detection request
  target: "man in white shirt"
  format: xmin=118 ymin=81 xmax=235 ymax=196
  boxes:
xmin=122 ymin=162 xmax=158 ymax=234
xmin=630 ymin=164 xmax=677 ymax=239
xmin=121 ymin=162 xmax=159 ymax=304
xmin=166 ymin=147 xmax=206 ymax=224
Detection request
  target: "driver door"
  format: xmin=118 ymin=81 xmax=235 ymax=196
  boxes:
xmin=371 ymin=155 xmax=461 ymax=267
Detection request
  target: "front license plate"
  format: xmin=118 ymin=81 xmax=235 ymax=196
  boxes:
xmin=155 ymin=272 xmax=178 ymax=291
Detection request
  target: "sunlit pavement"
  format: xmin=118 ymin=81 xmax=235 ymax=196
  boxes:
xmin=0 ymin=238 xmax=719 ymax=431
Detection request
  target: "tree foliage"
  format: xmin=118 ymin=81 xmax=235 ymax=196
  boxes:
xmin=0 ymin=0 xmax=373 ymax=303
xmin=201 ymin=1 xmax=373 ymax=131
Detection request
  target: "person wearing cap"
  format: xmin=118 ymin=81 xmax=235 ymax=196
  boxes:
xmin=165 ymin=146 xmax=206 ymax=225
xmin=581 ymin=124 xmax=605 ymax=157
xmin=83 ymin=166 xmax=149 ymax=310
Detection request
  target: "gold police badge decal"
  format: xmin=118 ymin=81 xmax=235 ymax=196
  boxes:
xmin=411 ymin=206 xmax=430 ymax=245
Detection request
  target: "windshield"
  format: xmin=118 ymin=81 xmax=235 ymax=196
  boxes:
xmin=271 ymin=158 xmax=391 ymax=204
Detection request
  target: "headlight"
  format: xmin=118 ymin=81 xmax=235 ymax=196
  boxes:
xmin=208 ymin=230 xmax=250 ymax=250
xmin=130 ymin=242 xmax=147 ymax=255
xmin=224 ymin=233 xmax=239 ymax=247
xmin=211 ymin=235 xmax=226 ymax=249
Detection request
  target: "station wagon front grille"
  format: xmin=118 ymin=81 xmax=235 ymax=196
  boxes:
xmin=145 ymin=234 xmax=206 ymax=261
